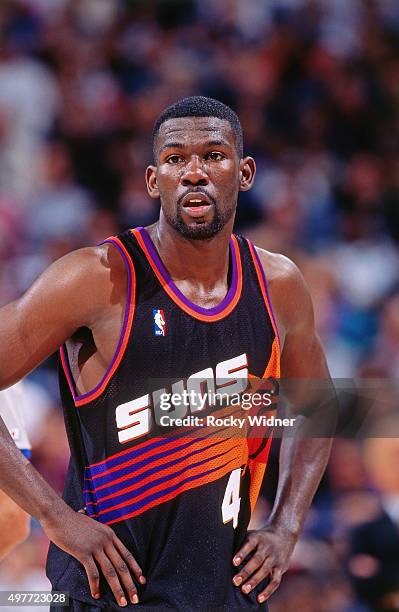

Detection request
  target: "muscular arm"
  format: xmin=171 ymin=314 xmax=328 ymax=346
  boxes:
xmin=233 ymin=251 xmax=335 ymax=603
xmin=0 ymin=246 xmax=145 ymax=605
xmin=0 ymin=245 xmax=124 ymax=389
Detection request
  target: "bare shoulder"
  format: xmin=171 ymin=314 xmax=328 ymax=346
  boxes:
xmin=253 ymin=246 xmax=314 ymax=336
xmin=0 ymin=240 xmax=129 ymax=388
xmin=254 ymin=247 xmax=300 ymax=284
xmin=54 ymin=242 xmax=126 ymax=279
xmin=42 ymin=241 xmax=127 ymax=298
xmin=17 ymin=240 xmax=128 ymax=331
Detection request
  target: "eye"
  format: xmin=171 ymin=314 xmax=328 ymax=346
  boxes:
xmin=206 ymin=151 xmax=225 ymax=161
xmin=166 ymin=154 xmax=183 ymax=164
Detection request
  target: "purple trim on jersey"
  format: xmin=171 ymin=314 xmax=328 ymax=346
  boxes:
xmin=61 ymin=238 xmax=133 ymax=401
xmin=250 ymin=242 xmax=281 ymax=349
xmin=92 ymin=459 xmax=234 ymax=523
xmin=85 ymin=446 xmax=233 ymax=513
xmin=60 ymin=344 xmax=78 ymax=398
xmin=86 ymin=437 xmax=230 ymax=503
xmin=138 ymin=227 xmax=238 ymax=315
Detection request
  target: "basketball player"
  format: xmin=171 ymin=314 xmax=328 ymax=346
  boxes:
xmin=0 ymin=97 xmax=333 ymax=609
xmin=0 ymin=383 xmax=31 ymax=560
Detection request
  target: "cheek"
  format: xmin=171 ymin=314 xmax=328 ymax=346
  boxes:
xmin=156 ymin=172 xmax=179 ymax=194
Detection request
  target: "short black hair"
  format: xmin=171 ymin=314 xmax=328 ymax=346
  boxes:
xmin=152 ymin=96 xmax=243 ymax=161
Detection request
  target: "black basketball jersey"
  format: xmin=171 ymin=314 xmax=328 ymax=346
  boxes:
xmin=47 ymin=227 xmax=280 ymax=611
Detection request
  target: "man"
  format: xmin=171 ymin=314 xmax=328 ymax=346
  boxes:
xmin=0 ymin=383 xmax=31 ymax=561
xmin=0 ymin=96 xmax=333 ymax=610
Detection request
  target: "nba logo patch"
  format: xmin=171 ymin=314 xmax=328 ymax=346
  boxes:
xmin=153 ymin=309 xmax=166 ymax=336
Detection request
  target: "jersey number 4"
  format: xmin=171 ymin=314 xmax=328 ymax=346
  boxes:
xmin=222 ymin=468 xmax=241 ymax=529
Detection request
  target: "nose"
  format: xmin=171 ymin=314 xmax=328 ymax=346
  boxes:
xmin=180 ymin=155 xmax=209 ymax=187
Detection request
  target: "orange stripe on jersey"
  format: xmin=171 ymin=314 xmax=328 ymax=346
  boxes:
xmin=105 ymin=455 xmax=244 ymax=524
xmin=60 ymin=237 xmax=136 ymax=407
xmin=131 ymin=228 xmax=243 ymax=322
xmin=93 ymin=436 xmax=246 ymax=503
xmin=96 ymin=442 xmax=244 ymax=515
xmin=88 ymin=422 xmax=238 ymax=485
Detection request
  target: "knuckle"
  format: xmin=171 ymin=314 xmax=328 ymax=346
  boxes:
xmin=125 ymin=551 xmax=135 ymax=564
xmin=117 ymin=562 xmax=128 ymax=574
xmin=101 ymin=530 xmax=113 ymax=544
xmin=105 ymin=567 xmax=117 ymax=579
xmin=253 ymin=552 xmax=264 ymax=564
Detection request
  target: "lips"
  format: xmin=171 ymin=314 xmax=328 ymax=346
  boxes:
xmin=181 ymin=192 xmax=212 ymax=208
xmin=180 ymin=192 xmax=214 ymax=219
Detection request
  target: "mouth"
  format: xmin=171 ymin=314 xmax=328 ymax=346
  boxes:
xmin=181 ymin=192 xmax=214 ymax=219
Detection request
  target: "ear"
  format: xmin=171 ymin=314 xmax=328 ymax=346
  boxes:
xmin=239 ymin=157 xmax=256 ymax=192
xmin=145 ymin=165 xmax=159 ymax=199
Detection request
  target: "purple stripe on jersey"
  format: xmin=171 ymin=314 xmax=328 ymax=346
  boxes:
xmin=92 ymin=446 xmax=233 ymax=513
xmin=97 ymin=459 xmax=234 ymax=523
xmin=138 ymin=227 xmax=238 ymax=315
xmin=87 ymin=419 xmax=211 ymax=475
xmin=66 ymin=238 xmax=133 ymax=402
xmin=87 ymin=433 xmax=228 ymax=489
xmin=89 ymin=437 xmax=231 ymax=503
xmin=83 ymin=489 xmax=97 ymax=507
xmin=88 ymin=421 xmax=231 ymax=478
xmin=88 ymin=436 xmax=175 ymax=477
xmin=250 ymin=242 xmax=281 ymax=348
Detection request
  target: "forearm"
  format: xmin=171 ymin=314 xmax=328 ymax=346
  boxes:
xmin=268 ymin=373 xmax=337 ymax=537
xmin=0 ymin=416 xmax=66 ymax=523
xmin=267 ymin=425 xmax=332 ymax=537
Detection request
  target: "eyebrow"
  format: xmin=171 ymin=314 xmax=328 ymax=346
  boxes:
xmin=159 ymin=139 xmax=231 ymax=154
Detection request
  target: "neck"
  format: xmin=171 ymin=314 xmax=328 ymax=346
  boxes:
xmin=146 ymin=214 xmax=234 ymax=289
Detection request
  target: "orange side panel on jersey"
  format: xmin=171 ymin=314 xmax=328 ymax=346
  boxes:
xmin=248 ymin=434 xmax=273 ymax=511
xmin=263 ymin=337 xmax=280 ymax=379
xmin=132 ymin=228 xmax=243 ymax=322
xmin=248 ymin=459 xmax=267 ymax=513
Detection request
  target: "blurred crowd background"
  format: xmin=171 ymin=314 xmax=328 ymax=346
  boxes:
xmin=0 ymin=0 xmax=399 ymax=610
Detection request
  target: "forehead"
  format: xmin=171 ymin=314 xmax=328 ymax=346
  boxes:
xmin=156 ymin=116 xmax=236 ymax=150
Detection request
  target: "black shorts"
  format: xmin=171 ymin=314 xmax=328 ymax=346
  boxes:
xmin=51 ymin=600 xmax=102 ymax=612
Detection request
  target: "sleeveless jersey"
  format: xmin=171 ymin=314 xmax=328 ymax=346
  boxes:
xmin=47 ymin=227 xmax=280 ymax=611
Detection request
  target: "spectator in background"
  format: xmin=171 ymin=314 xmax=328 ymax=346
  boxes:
xmin=348 ymin=423 xmax=399 ymax=610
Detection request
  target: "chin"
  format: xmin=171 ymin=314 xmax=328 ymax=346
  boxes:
xmin=175 ymin=219 xmax=224 ymax=240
